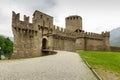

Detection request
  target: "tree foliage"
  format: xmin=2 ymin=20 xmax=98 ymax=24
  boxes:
xmin=0 ymin=36 xmax=13 ymax=59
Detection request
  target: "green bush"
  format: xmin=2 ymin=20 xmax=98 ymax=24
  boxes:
xmin=0 ymin=36 xmax=13 ymax=59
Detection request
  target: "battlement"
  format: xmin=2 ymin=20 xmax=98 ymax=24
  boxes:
xmin=52 ymin=25 xmax=77 ymax=39
xmin=53 ymin=25 xmax=65 ymax=32
xmin=12 ymin=11 xmax=20 ymax=22
xmin=33 ymin=10 xmax=53 ymax=19
xmin=84 ymin=32 xmax=103 ymax=40
xmin=12 ymin=11 xmax=31 ymax=23
xmin=52 ymin=25 xmax=105 ymax=40
xmin=75 ymin=31 xmax=85 ymax=38
xmin=12 ymin=11 xmax=39 ymax=31
xmin=12 ymin=10 xmax=54 ymax=30
xmin=24 ymin=15 xmax=29 ymax=23
xmin=12 ymin=10 xmax=111 ymax=58
xmin=12 ymin=11 xmax=110 ymax=41
xmin=32 ymin=10 xmax=53 ymax=28
xmin=66 ymin=15 xmax=82 ymax=32
xmin=66 ymin=15 xmax=82 ymax=20
xmin=102 ymin=31 xmax=110 ymax=37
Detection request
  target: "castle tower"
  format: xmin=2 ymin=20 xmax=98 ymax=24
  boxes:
xmin=32 ymin=10 xmax=53 ymax=28
xmin=12 ymin=11 xmax=42 ymax=59
xmin=65 ymin=15 xmax=82 ymax=32
xmin=102 ymin=32 xmax=111 ymax=51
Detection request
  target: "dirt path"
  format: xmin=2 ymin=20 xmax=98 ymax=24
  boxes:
xmin=0 ymin=51 xmax=98 ymax=80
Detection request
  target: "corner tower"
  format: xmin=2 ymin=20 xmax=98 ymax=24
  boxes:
xmin=65 ymin=15 xmax=82 ymax=32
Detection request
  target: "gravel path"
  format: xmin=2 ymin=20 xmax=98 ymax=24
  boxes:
xmin=0 ymin=51 xmax=98 ymax=80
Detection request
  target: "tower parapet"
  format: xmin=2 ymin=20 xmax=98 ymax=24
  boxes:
xmin=102 ymin=31 xmax=110 ymax=37
xmin=32 ymin=10 xmax=53 ymax=28
xmin=52 ymin=25 xmax=76 ymax=39
xmin=24 ymin=15 xmax=29 ymax=23
xmin=102 ymin=31 xmax=110 ymax=51
xmin=12 ymin=11 xmax=38 ymax=31
xmin=66 ymin=15 xmax=82 ymax=32
xmin=12 ymin=11 xmax=20 ymax=26
xmin=12 ymin=11 xmax=43 ymax=58
xmin=84 ymin=32 xmax=103 ymax=40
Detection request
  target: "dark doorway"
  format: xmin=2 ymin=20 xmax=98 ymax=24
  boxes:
xmin=42 ymin=38 xmax=47 ymax=50
xmin=42 ymin=38 xmax=49 ymax=55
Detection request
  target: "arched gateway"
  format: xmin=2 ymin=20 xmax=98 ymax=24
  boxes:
xmin=42 ymin=38 xmax=48 ymax=50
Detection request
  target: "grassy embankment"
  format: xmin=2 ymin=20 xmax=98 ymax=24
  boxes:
xmin=79 ymin=51 xmax=120 ymax=78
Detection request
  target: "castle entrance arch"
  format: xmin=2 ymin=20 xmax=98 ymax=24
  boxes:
xmin=42 ymin=38 xmax=48 ymax=50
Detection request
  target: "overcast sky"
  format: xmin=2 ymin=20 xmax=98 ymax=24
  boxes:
xmin=0 ymin=0 xmax=120 ymax=37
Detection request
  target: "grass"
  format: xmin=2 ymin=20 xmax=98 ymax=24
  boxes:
xmin=79 ymin=51 xmax=120 ymax=74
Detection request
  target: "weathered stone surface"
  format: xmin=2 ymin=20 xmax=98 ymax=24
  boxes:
xmin=111 ymin=46 xmax=120 ymax=52
xmin=12 ymin=10 xmax=110 ymax=58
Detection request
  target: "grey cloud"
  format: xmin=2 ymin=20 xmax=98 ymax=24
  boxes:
xmin=0 ymin=0 xmax=120 ymax=37
xmin=12 ymin=0 xmax=56 ymax=12
xmin=0 ymin=0 xmax=57 ymax=37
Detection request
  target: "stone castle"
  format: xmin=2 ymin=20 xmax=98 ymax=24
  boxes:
xmin=12 ymin=10 xmax=110 ymax=58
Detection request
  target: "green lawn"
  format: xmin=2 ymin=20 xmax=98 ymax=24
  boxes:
xmin=79 ymin=51 xmax=120 ymax=74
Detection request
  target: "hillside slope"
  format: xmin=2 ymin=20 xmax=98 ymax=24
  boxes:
xmin=110 ymin=27 xmax=120 ymax=47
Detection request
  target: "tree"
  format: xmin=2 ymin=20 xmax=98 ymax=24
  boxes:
xmin=0 ymin=36 xmax=13 ymax=59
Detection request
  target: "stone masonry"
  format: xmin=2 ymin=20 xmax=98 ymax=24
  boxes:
xmin=12 ymin=10 xmax=110 ymax=58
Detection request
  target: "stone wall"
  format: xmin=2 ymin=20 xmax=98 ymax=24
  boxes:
xmin=52 ymin=34 xmax=75 ymax=51
xmin=12 ymin=10 xmax=111 ymax=59
xmin=85 ymin=38 xmax=104 ymax=51
xmin=12 ymin=11 xmax=42 ymax=59
xmin=33 ymin=10 xmax=53 ymax=28
xmin=66 ymin=15 xmax=82 ymax=32
xmin=111 ymin=46 xmax=120 ymax=52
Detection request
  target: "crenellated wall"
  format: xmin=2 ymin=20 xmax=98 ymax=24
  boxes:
xmin=77 ymin=31 xmax=110 ymax=51
xmin=12 ymin=10 xmax=110 ymax=59
xmin=51 ymin=25 xmax=76 ymax=51
xmin=49 ymin=24 xmax=110 ymax=51
xmin=66 ymin=15 xmax=82 ymax=32
xmin=102 ymin=31 xmax=111 ymax=51
xmin=32 ymin=10 xmax=53 ymax=28
xmin=12 ymin=11 xmax=42 ymax=58
xmin=83 ymin=32 xmax=102 ymax=51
